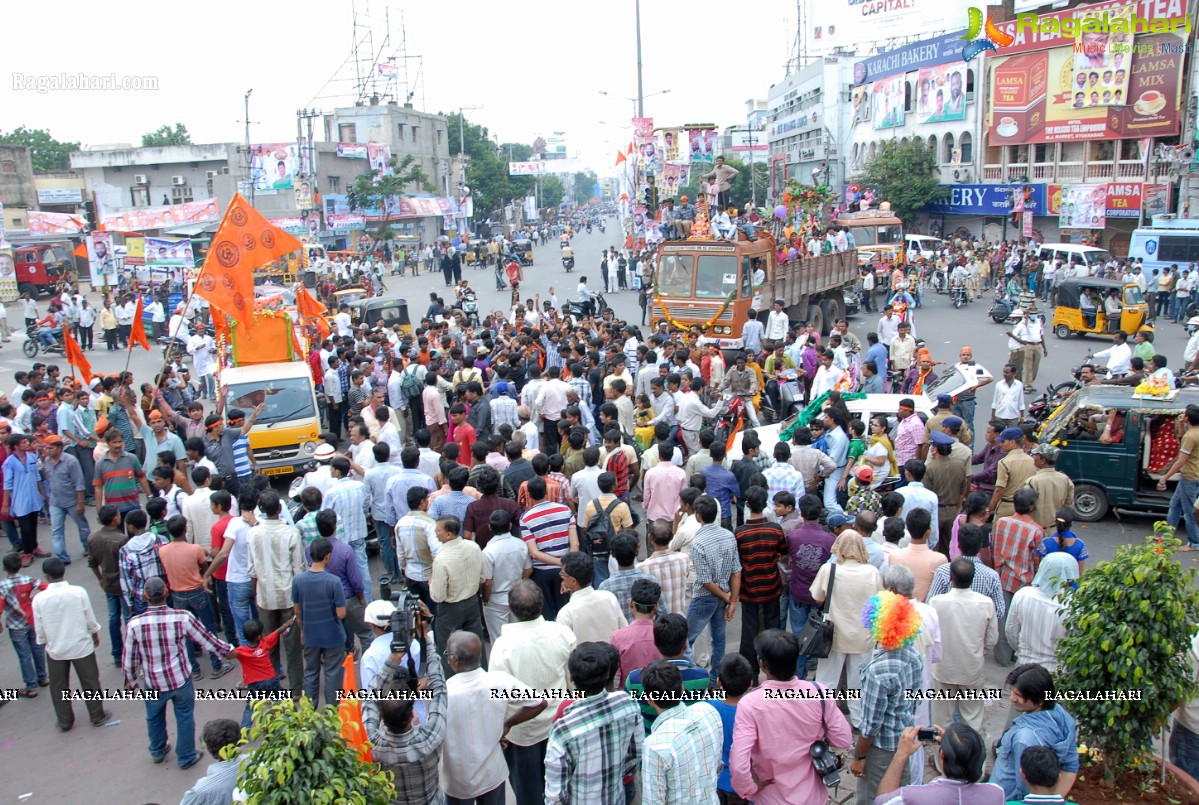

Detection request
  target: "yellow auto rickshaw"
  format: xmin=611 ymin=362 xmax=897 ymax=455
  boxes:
xmin=513 ymin=238 xmax=534 ymax=265
xmin=467 ymin=239 xmax=487 ymax=267
xmin=1051 ymin=277 xmax=1149 ymax=339
xmin=352 ymin=297 xmax=412 ymax=336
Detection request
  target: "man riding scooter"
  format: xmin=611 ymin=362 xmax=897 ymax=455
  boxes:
xmin=575 ymin=276 xmax=598 ymax=318
xmin=35 ymin=306 xmax=65 ymax=349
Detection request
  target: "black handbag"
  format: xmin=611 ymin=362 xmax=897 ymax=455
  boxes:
xmin=796 ymin=564 xmax=836 ymax=659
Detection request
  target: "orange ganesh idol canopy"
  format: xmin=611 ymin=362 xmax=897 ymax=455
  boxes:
xmin=194 ymin=193 xmax=303 ymax=328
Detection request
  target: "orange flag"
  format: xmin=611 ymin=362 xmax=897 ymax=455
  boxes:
xmin=296 ymin=285 xmax=330 ymax=340
xmin=62 ymin=328 xmax=93 ymax=385
xmin=210 ymin=307 xmax=230 ymax=345
xmin=337 ymin=652 xmax=373 ymax=763
xmin=195 ymin=193 xmax=303 ymax=328
xmin=615 ymin=150 xmax=627 ymax=166
xmin=129 ymin=295 xmax=151 ymax=351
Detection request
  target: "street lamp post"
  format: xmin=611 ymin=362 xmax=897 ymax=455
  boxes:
xmin=635 ymin=0 xmax=644 ymax=118
xmin=599 ymin=89 xmax=670 ymax=119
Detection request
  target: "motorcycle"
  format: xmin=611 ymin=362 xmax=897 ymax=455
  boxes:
xmin=567 ymin=292 xmax=609 ymax=320
xmin=760 ymin=368 xmax=802 ymax=425
xmin=562 ymin=255 xmax=575 ymax=272
xmin=586 ymin=224 xmax=593 ymax=234
xmin=22 ymin=327 xmax=65 ymax=359
xmin=712 ymin=393 xmax=748 ymax=450
xmin=989 ymin=288 xmax=1023 ymax=324
xmin=929 ymin=268 xmax=948 ymax=294
xmin=951 ymin=280 xmax=968 ymax=309
xmin=461 ymin=291 xmax=481 ymax=327
xmin=598 ymin=222 xmax=605 ymax=234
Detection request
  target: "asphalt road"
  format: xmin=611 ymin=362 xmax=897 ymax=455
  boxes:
xmin=0 ymin=229 xmax=1189 ymax=802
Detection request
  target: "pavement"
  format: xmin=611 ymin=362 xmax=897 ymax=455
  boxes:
xmin=0 ymin=229 xmax=1190 ymax=802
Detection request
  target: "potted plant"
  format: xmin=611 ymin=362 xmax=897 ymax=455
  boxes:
xmin=236 ymin=698 xmax=395 ymax=804
xmin=1056 ymin=524 xmax=1199 ymax=803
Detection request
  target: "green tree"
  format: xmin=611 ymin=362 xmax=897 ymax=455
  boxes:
xmin=346 ymin=153 xmax=434 ymax=240
xmin=141 ymin=123 xmax=192 ymax=147
xmin=1056 ymin=525 xmax=1199 ymax=788
xmin=573 ymin=171 xmax=599 ymax=205
xmin=237 ymin=697 xmax=394 ymax=804
xmin=0 ymin=127 xmax=79 ymax=173
xmin=540 ymin=175 xmax=565 ymax=208
xmin=858 ymin=138 xmax=947 ymax=225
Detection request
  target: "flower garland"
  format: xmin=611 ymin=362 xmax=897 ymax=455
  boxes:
xmin=651 ymin=276 xmax=735 ymax=332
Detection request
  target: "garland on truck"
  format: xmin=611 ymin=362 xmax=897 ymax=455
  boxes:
xmin=652 ymin=275 xmax=735 ymax=333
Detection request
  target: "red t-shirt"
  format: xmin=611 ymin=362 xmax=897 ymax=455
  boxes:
xmin=210 ymin=515 xmax=234 ymax=581
xmin=454 ymin=422 xmax=477 ymax=465
xmin=234 ymin=631 xmax=281 ymax=685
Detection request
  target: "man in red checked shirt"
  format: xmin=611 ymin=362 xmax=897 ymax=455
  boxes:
xmin=602 ymin=430 xmax=633 ymax=500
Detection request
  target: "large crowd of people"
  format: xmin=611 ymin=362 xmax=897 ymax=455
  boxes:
xmin=4 ymin=222 xmax=1199 ymax=805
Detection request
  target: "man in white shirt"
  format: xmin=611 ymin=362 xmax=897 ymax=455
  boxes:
xmin=442 ymin=631 xmax=545 ymax=803
xmin=32 ymin=557 xmax=111 ymax=729
xmin=480 ymin=511 xmax=533 ymax=648
xmin=333 ymin=305 xmax=354 ymax=338
xmin=1094 ymin=331 xmax=1132 ymax=378
xmin=675 ymin=378 xmax=722 ymax=455
xmin=928 ymin=558 xmax=998 ymax=733
xmin=877 ymin=306 xmax=900 ymax=346
xmin=764 ymin=300 xmax=789 ymax=347
xmin=115 ymin=297 xmax=137 ymax=347
xmin=187 ymin=325 xmax=217 ymax=400
xmin=991 ymin=363 xmax=1026 ymax=426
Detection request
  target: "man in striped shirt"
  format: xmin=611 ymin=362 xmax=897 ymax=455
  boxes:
xmin=123 ymin=577 xmax=235 ymax=769
xmin=94 ymin=430 xmax=151 ymax=517
xmin=734 ymin=487 xmax=788 ymax=678
xmin=519 ymin=477 xmax=578 ymax=620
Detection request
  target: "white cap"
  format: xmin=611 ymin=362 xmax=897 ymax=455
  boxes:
xmin=363 ymin=600 xmax=396 ymax=626
xmin=314 ymin=444 xmax=336 ymax=461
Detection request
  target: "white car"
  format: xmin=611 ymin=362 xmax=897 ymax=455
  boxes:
xmin=728 ymin=363 xmax=993 ymax=480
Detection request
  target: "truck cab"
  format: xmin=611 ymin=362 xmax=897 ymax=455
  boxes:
xmin=13 ymin=244 xmax=71 ymax=296
xmin=220 ymin=360 xmax=322 ymax=477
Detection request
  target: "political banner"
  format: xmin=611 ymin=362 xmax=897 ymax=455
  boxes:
xmin=27 ymin=210 xmax=86 ymax=235
xmin=916 ymin=63 xmax=967 ymax=123
xmin=269 ymin=217 xmax=307 ymax=234
xmin=508 ymin=161 xmax=546 ymax=176
xmin=1070 ymin=4 xmax=1135 ymax=109
xmin=639 ymin=136 xmax=660 ymax=174
xmin=145 ymin=237 xmax=194 ymax=267
xmin=295 ymin=178 xmax=316 ymax=211
xmin=872 ymin=75 xmax=906 ymax=130
xmin=632 ymin=205 xmax=648 ymax=238
xmin=86 ymin=231 xmax=118 ymax=287
xmin=1059 ymin=183 xmax=1108 ymax=229
xmin=336 ymin=143 xmax=368 ymax=159
xmin=326 ymin=214 xmax=366 ymax=231
xmin=662 ymin=129 xmax=682 ymax=162
xmin=100 ymin=199 xmax=219 ymax=231
xmin=249 ymin=143 xmax=299 ymax=193
xmin=688 ymin=130 xmax=716 ymax=165
xmin=367 ymin=142 xmax=392 ymax=176
xmin=0 ymin=243 xmax=14 ymax=303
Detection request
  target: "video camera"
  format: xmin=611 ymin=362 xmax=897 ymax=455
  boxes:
xmin=378 ymin=577 xmax=424 ymax=656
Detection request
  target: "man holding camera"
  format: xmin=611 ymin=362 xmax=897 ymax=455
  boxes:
xmin=872 ymin=724 xmax=1006 ymax=805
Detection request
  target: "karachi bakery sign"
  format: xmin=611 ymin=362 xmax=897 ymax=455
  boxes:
xmin=983 ymin=0 xmax=1190 ymax=145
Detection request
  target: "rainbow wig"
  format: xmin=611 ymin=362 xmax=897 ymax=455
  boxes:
xmin=861 ymin=590 xmax=922 ymax=651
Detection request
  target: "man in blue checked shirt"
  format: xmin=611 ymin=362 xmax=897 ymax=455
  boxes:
xmin=323 ymin=456 xmax=373 ymax=603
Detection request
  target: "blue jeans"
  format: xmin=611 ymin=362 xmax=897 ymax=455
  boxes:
xmin=228 ymin=580 xmax=259 ymax=645
xmin=105 ymin=593 xmax=129 ymax=661
xmin=242 ymin=678 xmax=282 ymax=729
xmin=3 ymin=520 xmax=18 ymax=551
xmin=686 ymin=595 xmax=728 ymax=683
xmin=50 ymin=504 xmax=91 ymax=561
xmin=9 ymin=625 xmax=47 ymax=689
xmin=375 ymin=518 xmax=399 ymax=579
xmin=1175 ymin=296 xmax=1189 ymax=323
xmin=593 ymin=557 xmax=611 ymax=588
xmin=1170 ymin=721 xmax=1199 ymax=782
xmin=823 ymin=467 xmax=846 ymax=516
xmin=789 ymin=599 xmax=815 ymax=678
xmin=1168 ymin=478 xmax=1199 ymax=546
xmin=350 ymin=540 xmax=372 ymax=604
xmin=778 ymin=587 xmax=791 ymax=630
xmin=172 ymin=588 xmax=224 ymax=673
xmin=952 ymin=400 xmax=978 ymax=448
xmin=38 ymin=327 xmax=61 ymax=347
xmin=145 ymin=679 xmax=198 ymax=767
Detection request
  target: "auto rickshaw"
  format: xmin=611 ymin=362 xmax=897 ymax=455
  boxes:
xmin=1051 ymin=277 xmax=1149 ymax=339
xmin=351 ymin=297 xmax=412 ymax=335
xmin=1040 ymin=384 xmax=1199 ymax=520
xmin=513 ymin=238 xmax=534 ymax=265
xmin=467 ymin=239 xmax=487 ymax=267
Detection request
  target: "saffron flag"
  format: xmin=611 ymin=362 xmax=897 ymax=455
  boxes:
xmin=615 ymin=150 xmax=627 ymax=166
xmin=195 ymin=193 xmax=303 ymax=328
xmin=338 ymin=652 xmax=373 ymax=763
xmin=62 ymin=328 xmax=93 ymax=385
xmin=129 ymin=295 xmax=151 ymax=351
xmin=296 ymin=285 xmax=330 ymax=340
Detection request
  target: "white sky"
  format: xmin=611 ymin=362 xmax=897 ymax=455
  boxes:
xmin=3 ymin=0 xmax=795 ymax=177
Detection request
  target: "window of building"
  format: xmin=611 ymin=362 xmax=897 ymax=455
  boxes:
xmin=927 ymin=135 xmax=937 ymax=153
xmin=171 ymin=185 xmax=194 ymax=204
xmin=131 ymin=186 xmax=149 ymax=206
xmin=411 ymin=125 xmax=420 ymax=142
xmin=1093 ymin=141 xmax=1115 ymax=161
xmin=1034 ymin=143 xmax=1052 ymax=163
xmin=437 ymin=129 xmax=443 ymax=146
xmin=944 ymin=133 xmax=956 ymax=164
xmin=959 ymin=133 xmax=973 ymax=164
xmin=338 ymin=123 xmax=356 ymax=143
xmin=966 ymin=69 xmax=975 ymax=95
xmin=328 ymin=175 xmax=340 ymax=192
xmin=1061 ymin=142 xmax=1084 ymax=162
xmin=1120 ymin=140 xmax=1140 ymax=160
xmin=905 ymin=80 xmax=913 ymax=112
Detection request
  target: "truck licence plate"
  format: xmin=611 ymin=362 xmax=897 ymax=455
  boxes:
xmin=263 ymin=466 xmax=292 ymax=476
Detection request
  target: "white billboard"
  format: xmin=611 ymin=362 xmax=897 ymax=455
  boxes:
xmin=806 ymin=0 xmax=976 ymax=57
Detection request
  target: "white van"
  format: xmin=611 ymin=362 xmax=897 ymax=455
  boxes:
xmin=905 ymin=235 xmax=944 ymax=261
xmin=1128 ymin=218 xmax=1199 ymax=276
xmin=1037 ymin=243 xmax=1113 ymax=274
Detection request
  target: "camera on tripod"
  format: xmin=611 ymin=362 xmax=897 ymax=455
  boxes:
xmin=379 ymin=576 xmax=423 ymax=656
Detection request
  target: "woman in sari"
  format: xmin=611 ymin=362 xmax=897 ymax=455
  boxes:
xmin=862 ymin=413 xmax=897 ymax=488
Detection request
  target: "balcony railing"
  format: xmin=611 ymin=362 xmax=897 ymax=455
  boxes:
xmin=1006 ymin=164 xmax=1030 ymax=181
xmin=982 ymin=165 xmax=1003 ymax=181
xmin=1056 ymin=163 xmax=1084 ymax=180
xmin=1086 ymin=162 xmax=1115 ymax=179
xmin=981 ymin=160 xmax=1169 ymax=186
